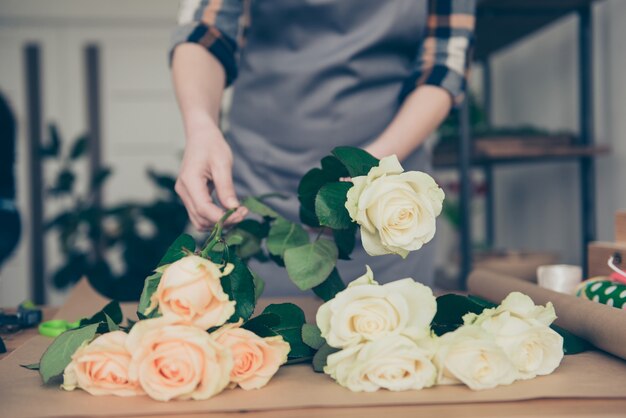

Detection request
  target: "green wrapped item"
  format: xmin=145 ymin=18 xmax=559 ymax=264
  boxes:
xmin=576 ymin=277 xmax=626 ymax=309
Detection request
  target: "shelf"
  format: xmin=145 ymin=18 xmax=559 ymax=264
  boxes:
xmin=475 ymin=0 xmax=601 ymax=60
xmin=433 ymin=143 xmax=609 ymax=168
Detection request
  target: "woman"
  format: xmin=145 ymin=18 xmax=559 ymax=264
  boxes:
xmin=170 ymin=0 xmax=475 ymax=294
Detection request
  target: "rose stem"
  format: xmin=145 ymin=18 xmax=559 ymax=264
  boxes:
xmin=200 ymin=208 xmax=237 ymax=257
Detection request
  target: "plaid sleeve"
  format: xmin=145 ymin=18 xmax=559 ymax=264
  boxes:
xmin=170 ymin=0 xmax=247 ymax=86
xmin=403 ymin=0 xmax=476 ymax=106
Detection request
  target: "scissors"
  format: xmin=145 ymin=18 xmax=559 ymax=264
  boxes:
xmin=38 ymin=319 xmax=82 ymax=338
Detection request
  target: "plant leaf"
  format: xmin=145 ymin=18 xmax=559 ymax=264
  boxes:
xmin=137 ymin=272 xmax=162 ymax=318
xmin=242 ymin=197 xmax=281 ymax=219
xmin=221 ymin=256 xmax=256 ymax=322
xmin=431 ymin=294 xmax=486 ymax=336
xmin=321 ymin=155 xmax=350 ymax=178
xmin=69 ymin=136 xmax=88 ymax=160
xmin=312 ymin=268 xmax=346 ymax=301
xmin=252 ymin=271 xmax=265 ymax=301
xmin=80 ymin=301 xmax=123 ymax=327
xmin=242 ymin=313 xmax=280 ymax=338
xmin=267 ymin=218 xmax=309 ymax=257
xmin=157 ymin=234 xmax=196 ymax=267
xmin=40 ymin=124 xmax=61 ymax=157
xmin=21 ymin=363 xmax=40 ymax=370
xmin=551 ymin=324 xmax=593 ymax=355
xmin=104 ymin=313 xmax=119 ymax=332
xmin=312 ymin=343 xmax=339 ymax=373
xmin=262 ymin=303 xmax=313 ymax=359
xmin=302 ymin=324 xmax=325 ymax=350
xmin=315 ymin=182 xmax=353 ymax=230
xmin=331 ymin=146 xmax=379 ymax=177
xmin=91 ymin=167 xmax=112 ymax=190
xmin=333 ymin=224 xmax=357 ymax=260
xmin=284 ymin=239 xmax=338 ymax=290
xmin=39 ymin=323 xmax=99 ymax=383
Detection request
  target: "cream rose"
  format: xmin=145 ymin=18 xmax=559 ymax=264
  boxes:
xmin=126 ymin=318 xmax=232 ymax=401
xmin=148 ymin=255 xmax=235 ymax=329
xmin=324 ymin=335 xmax=437 ymax=392
xmin=463 ymin=293 xmax=563 ymax=380
xmin=472 ymin=311 xmax=563 ymax=380
xmin=62 ymin=331 xmax=144 ymax=397
xmin=345 ymin=155 xmax=444 ymax=258
xmin=316 ymin=266 xmax=436 ymax=348
xmin=434 ymin=326 xmax=518 ymax=390
xmin=465 ymin=292 xmax=557 ymax=328
xmin=213 ymin=322 xmax=290 ymax=390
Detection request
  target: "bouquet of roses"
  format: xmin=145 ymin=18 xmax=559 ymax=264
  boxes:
xmin=27 ymin=147 xmax=587 ymax=401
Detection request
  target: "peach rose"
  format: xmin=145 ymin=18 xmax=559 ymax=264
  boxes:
xmin=62 ymin=331 xmax=144 ymax=397
xmin=126 ymin=318 xmax=233 ymax=401
xmin=148 ymin=255 xmax=236 ymax=329
xmin=213 ymin=322 xmax=290 ymax=390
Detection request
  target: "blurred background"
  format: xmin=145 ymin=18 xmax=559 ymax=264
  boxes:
xmin=0 ymin=0 xmax=625 ymax=307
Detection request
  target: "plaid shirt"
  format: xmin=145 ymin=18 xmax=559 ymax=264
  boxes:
xmin=172 ymin=0 xmax=476 ymax=103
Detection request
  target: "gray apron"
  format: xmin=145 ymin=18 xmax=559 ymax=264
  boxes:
xmin=227 ymin=0 xmax=436 ymax=296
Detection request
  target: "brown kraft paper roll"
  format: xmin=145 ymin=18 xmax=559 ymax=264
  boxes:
xmin=467 ymin=269 xmax=626 ymax=361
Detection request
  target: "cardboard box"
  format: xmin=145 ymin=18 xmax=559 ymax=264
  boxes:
xmin=617 ymin=211 xmax=626 ymax=243
xmin=587 ymin=241 xmax=626 ymax=278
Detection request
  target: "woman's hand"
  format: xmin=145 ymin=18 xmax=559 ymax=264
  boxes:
xmin=175 ymin=127 xmax=247 ymax=231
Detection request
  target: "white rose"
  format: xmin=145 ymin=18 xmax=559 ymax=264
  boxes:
xmin=475 ymin=311 xmax=564 ymax=379
xmin=345 ymin=155 xmax=444 ymax=258
xmin=316 ymin=266 xmax=436 ymax=348
xmin=324 ymin=335 xmax=437 ymax=392
xmin=434 ymin=325 xmax=518 ymax=390
xmin=466 ymin=292 xmax=557 ymax=328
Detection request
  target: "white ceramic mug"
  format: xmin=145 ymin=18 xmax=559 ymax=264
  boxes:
xmin=537 ymin=264 xmax=583 ymax=295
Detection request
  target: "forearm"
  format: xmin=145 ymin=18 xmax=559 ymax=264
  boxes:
xmin=172 ymin=43 xmax=226 ymax=141
xmin=366 ymin=85 xmax=452 ymax=161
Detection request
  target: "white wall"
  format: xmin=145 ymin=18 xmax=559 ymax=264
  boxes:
xmin=487 ymin=0 xmax=626 ymax=264
xmin=0 ymin=0 xmax=182 ymax=306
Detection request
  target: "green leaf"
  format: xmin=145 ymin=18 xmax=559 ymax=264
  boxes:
xmin=242 ymin=196 xmax=281 ymax=219
xmin=49 ymin=169 xmax=75 ymax=196
xmin=302 ymin=324 xmax=325 ymax=350
xmin=284 ymin=239 xmax=338 ymax=290
xmin=315 ymin=182 xmax=353 ymax=230
xmin=39 ymin=323 xmax=99 ymax=383
xmin=262 ymin=303 xmax=313 ymax=359
xmin=252 ymin=271 xmax=265 ymax=301
xmin=104 ymin=313 xmax=119 ymax=332
xmin=242 ymin=313 xmax=280 ymax=338
xmin=297 ymin=168 xmax=333 ymax=227
xmin=20 ymin=363 xmax=40 ymax=370
xmin=551 ymin=324 xmax=592 ymax=355
xmin=312 ymin=343 xmax=339 ymax=373
xmin=157 ymin=234 xmax=196 ymax=267
xmin=225 ymin=233 xmax=244 ymax=246
xmin=80 ymin=301 xmax=123 ymax=327
xmin=40 ymin=124 xmax=61 ymax=158
xmin=331 ymin=146 xmax=379 ymax=177
xmin=267 ymin=218 xmax=309 ymax=257
xmin=221 ymin=256 xmax=256 ymax=322
xmin=91 ymin=167 xmax=112 ymax=190
xmin=69 ymin=136 xmax=88 ymax=160
xmin=147 ymin=169 xmax=176 ymax=192
xmin=137 ymin=272 xmax=161 ymax=318
xmin=431 ymin=294 xmax=486 ymax=336
xmin=333 ymin=224 xmax=357 ymax=260
xmin=321 ymin=156 xmax=350 ymax=178
xmin=312 ymin=268 xmax=346 ymax=301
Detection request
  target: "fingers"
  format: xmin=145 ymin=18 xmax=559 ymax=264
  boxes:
xmin=212 ymin=162 xmax=248 ymax=224
xmin=176 ymin=176 xmax=223 ymax=230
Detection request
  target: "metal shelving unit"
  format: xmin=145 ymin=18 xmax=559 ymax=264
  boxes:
xmin=444 ymin=0 xmax=606 ymax=288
